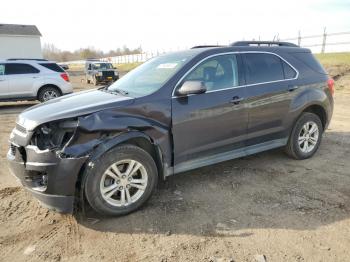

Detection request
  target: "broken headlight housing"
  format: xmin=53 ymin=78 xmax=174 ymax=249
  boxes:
xmin=30 ymin=119 xmax=78 ymax=150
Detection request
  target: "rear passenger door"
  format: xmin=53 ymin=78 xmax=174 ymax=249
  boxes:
xmin=242 ymin=52 xmax=298 ymax=146
xmin=5 ymin=63 xmax=41 ymax=98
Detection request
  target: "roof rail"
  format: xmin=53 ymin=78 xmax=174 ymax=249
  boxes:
xmin=7 ymin=58 xmax=48 ymax=61
xmin=191 ymin=45 xmax=224 ymax=49
xmin=231 ymin=41 xmax=298 ymax=47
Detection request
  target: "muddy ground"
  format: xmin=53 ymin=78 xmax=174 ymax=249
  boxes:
xmin=0 ymin=68 xmax=349 ymax=262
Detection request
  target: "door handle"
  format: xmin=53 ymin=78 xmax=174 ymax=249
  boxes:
xmin=0 ymin=79 xmax=4 ymax=82
xmin=288 ymin=85 xmax=298 ymax=92
xmin=230 ymin=96 xmax=244 ymax=105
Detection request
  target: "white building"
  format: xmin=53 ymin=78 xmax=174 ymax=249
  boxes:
xmin=0 ymin=24 xmax=42 ymax=59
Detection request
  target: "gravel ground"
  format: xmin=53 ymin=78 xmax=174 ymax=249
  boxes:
xmin=0 ymin=69 xmax=349 ymax=262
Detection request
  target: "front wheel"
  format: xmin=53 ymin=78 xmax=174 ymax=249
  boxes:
xmin=285 ymin=112 xmax=323 ymax=159
xmin=84 ymin=145 xmax=158 ymax=216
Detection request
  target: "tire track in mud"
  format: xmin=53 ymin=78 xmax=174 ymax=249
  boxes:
xmin=0 ymin=187 xmax=82 ymax=261
xmin=332 ymin=68 xmax=350 ymax=81
xmin=64 ymin=215 xmax=82 ymax=259
xmin=0 ymin=187 xmax=20 ymax=198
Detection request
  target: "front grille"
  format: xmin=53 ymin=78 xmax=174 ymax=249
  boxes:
xmin=16 ymin=123 xmax=27 ymax=133
xmin=102 ymin=71 xmax=115 ymax=77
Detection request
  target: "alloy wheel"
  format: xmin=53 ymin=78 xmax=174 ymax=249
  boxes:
xmin=42 ymin=90 xmax=58 ymax=101
xmin=100 ymin=159 xmax=148 ymax=207
xmin=298 ymin=121 xmax=319 ymax=153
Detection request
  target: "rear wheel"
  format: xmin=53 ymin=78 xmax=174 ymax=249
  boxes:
xmin=38 ymin=86 xmax=61 ymax=102
xmin=84 ymin=145 xmax=158 ymax=216
xmin=285 ymin=112 xmax=323 ymax=159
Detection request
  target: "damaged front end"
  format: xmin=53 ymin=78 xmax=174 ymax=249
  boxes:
xmin=7 ymin=95 xmax=171 ymax=214
xmin=7 ymin=118 xmax=93 ymax=213
xmin=6 ymin=88 xmax=173 ymax=213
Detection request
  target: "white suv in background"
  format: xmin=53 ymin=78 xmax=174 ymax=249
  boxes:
xmin=0 ymin=59 xmax=73 ymax=102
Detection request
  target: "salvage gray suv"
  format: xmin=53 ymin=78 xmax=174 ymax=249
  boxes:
xmin=7 ymin=41 xmax=334 ymax=216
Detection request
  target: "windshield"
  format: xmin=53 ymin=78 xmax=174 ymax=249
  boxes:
xmin=107 ymin=51 xmax=197 ymax=98
xmin=92 ymin=63 xmax=113 ymax=70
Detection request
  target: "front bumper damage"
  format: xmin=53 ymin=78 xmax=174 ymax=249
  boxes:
xmin=7 ymin=143 xmax=87 ymax=213
xmin=7 ymin=121 xmax=90 ymax=213
xmin=7 ymin=107 xmax=171 ymax=213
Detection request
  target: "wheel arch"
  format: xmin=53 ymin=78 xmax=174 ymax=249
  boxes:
xmin=302 ymin=104 xmax=327 ymax=129
xmin=289 ymin=84 xmax=331 ymax=133
xmin=87 ymin=131 xmax=166 ymax=181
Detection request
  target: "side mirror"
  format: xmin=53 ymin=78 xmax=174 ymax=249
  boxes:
xmin=176 ymin=81 xmax=207 ymax=96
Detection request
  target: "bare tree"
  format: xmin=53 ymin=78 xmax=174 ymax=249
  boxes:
xmin=42 ymin=43 xmax=143 ymax=62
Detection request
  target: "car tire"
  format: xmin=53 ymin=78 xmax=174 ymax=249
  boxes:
xmin=84 ymin=144 xmax=158 ymax=216
xmin=285 ymin=112 xmax=323 ymax=160
xmin=38 ymin=86 xmax=61 ymax=102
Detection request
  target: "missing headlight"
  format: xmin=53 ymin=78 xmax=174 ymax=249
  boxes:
xmin=31 ymin=119 xmax=78 ymax=150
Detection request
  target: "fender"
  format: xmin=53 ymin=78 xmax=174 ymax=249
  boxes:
xmin=76 ymin=108 xmax=172 ymax=175
xmin=86 ymin=131 xmax=171 ymax=179
xmin=89 ymin=131 xmax=153 ymax=161
xmin=290 ymin=84 xmax=329 ymax=112
xmin=288 ymin=83 xmax=332 ymax=131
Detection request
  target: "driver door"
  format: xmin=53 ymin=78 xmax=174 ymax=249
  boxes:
xmin=171 ymin=54 xmax=248 ymax=171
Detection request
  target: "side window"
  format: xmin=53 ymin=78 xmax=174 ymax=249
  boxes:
xmin=0 ymin=64 xmax=4 ymax=75
xmin=244 ymin=53 xmax=284 ymax=84
xmin=282 ymin=60 xmax=297 ymax=79
xmin=184 ymin=54 xmax=239 ymax=91
xmin=39 ymin=63 xmax=64 ymax=73
xmin=5 ymin=63 xmax=40 ymax=75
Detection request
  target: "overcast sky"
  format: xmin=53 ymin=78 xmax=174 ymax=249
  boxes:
xmin=1 ymin=0 xmax=350 ymax=52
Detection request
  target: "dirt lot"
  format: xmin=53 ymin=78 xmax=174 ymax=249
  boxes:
xmin=0 ymin=66 xmax=350 ymax=262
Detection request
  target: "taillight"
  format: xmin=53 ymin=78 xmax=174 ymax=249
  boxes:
xmin=60 ymin=73 xmax=70 ymax=82
xmin=327 ymin=78 xmax=334 ymax=96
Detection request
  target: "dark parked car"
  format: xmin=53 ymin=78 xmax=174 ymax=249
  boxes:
xmin=8 ymin=41 xmax=334 ymax=215
xmin=85 ymin=60 xmax=119 ymax=85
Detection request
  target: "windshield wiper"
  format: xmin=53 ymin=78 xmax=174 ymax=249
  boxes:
xmin=108 ymin=89 xmax=129 ymax=96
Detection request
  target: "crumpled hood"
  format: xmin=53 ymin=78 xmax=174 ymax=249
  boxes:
xmin=17 ymin=89 xmax=134 ymax=131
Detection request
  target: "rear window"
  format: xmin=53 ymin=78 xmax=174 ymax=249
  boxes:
xmin=244 ymin=53 xmax=284 ymax=84
xmin=282 ymin=61 xmax=297 ymax=79
xmin=291 ymin=52 xmax=327 ymax=74
xmin=39 ymin=63 xmax=64 ymax=72
xmin=5 ymin=63 xmax=40 ymax=75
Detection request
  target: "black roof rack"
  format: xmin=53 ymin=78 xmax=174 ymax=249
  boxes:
xmin=7 ymin=58 xmax=48 ymax=61
xmin=191 ymin=45 xmax=224 ymax=49
xmin=231 ymin=41 xmax=298 ymax=47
